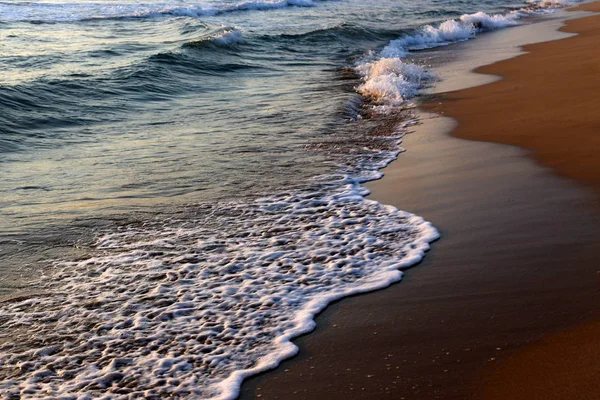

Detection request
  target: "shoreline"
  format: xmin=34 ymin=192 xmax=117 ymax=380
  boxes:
xmin=424 ymin=1 xmax=600 ymax=195
xmin=425 ymin=2 xmax=600 ymax=399
xmin=240 ymin=3 xmax=600 ymax=399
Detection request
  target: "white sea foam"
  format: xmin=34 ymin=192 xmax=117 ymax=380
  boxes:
xmin=354 ymin=4 xmax=574 ymax=109
xmin=212 ymin=29 xmax=244 ymax=46
xmin=0 ymin=122 xmax=438 ymax=399
xmin=354 ymin=10 xmax=523 ymax=110
xmin=380 ymin=11 xmax=521 ymax=59
xmin=356 ymin=58 xmax=434 ymax=104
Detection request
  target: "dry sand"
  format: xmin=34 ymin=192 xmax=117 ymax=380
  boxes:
xmin=240 ymin=4 xmax=600 ymax=399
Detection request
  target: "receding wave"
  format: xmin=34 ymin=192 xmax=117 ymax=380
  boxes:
xmin=0 ymin=109 xmax=438 ymax=399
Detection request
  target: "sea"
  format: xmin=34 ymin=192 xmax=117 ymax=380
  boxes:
xmin=0 ymin=0 xmax=582 ymax=398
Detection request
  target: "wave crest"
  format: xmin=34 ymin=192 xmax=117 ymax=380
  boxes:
xmin=353 ymin=4 xmax=573 ymax=110
xmin=356 ymin=58 xmax=433 ymax=104
xmin=0 ymin=0 xmax=323 ymax=24
xmin=184 ymin=28 xmax=245 ymax=49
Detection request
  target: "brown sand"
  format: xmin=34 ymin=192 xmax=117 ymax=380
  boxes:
xmin=481 ymin=320 xmax=600 ymax=400
xmin=425 ymin=2 xmax=600 ymax=194
xmin=425 ymin=3 xmax=600 ymax=399
xmin=239 ymin=5 xmax=600 ymax=400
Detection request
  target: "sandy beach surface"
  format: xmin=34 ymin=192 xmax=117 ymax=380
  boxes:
xmin=426 ymin=2 xmax=600 ymax=195
xmin=240 ymin=3 xmax=600 ymax=400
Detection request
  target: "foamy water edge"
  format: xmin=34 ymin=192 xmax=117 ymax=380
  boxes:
xmin=0 ymin=123 xmax=440 ymax=399
xmin=0 ymin=0 xmax=587 ymax=398
xmin=354 ymin=0 xmax=585 ymax=108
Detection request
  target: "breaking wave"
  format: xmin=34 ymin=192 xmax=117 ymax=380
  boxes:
xmin=354 ymin=1 xmax=579 ymax=109
xmin=183 ymin=28 xmax=245 ymax=48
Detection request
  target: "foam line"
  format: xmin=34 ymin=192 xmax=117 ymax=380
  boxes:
xmin=0 ymin=119 xmax=439 ymax=399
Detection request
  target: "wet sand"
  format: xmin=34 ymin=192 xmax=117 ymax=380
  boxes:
xmin=481 ymin=320 xmax=600 ymax=400
xmin=426 ymin=2 xmax=600 ymax=399
xmin=239 ymin=4 xmax=600 ymax=400
xmin=425 ymin=2 xmax=600 ymax=195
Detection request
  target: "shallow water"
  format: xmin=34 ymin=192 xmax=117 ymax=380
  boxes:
xmin=0 ymin=0 xmax=584 ymax=398
xmin=0 ymin=0 xmax=548 ymax=233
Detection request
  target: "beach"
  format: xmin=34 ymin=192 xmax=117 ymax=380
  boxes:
xmin=1 ymin=1 xmax=599 ymax=398
xmin=240 ymin=3 xmax=600 ymax=399
xmin=427 ymin=2 xmax=600 ymax=195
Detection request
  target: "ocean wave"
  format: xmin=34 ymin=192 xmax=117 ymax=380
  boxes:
xmin=211 ymin=29 xmax=245 ymax=46
xmin=381 ymin=10 xmax=521 ymax=58
xmin=275 ymin=22 xmax=402 ymax=42
xmin=0 ymin=50 xmax=261 ymax=154
xmin=184 ymin=28 xmax=245 ymax=49
xmin=0 ymin=81 xmax=104 ymax=145
xmin=0 ymin=0 xmax=325 ymax=24
xmin=356 ymin=58 xmax=434 ymax=104
xmin=527 ymin=0 xmax=584 ymax=7
xmin=354 ymin=1 xmax=576 ymax=110
xmin=147 ymin=52 xmax=260 ymax=74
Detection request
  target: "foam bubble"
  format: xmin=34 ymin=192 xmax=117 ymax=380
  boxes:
xmin=356 ymin=58 xmax=434 ymax=104
xmin=212 ymin=29 xmax=244 ymax=46
xmin=0 ymin=119 xmax=438 ymax=399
